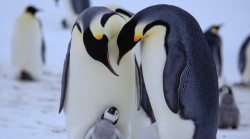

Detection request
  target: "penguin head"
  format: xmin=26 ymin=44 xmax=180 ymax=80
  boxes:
xmin=208 ymin=25 xmax=222 ymax=35
xmin=25 ymin=6 xmax=40 ymax=15
xmin=219 ymin=85 xmax=232 ymax=95
xmin=219 ymin=85 xmax=235 ymax=105
xmin=102 ymin=107 xmax=119 ymax=124
xmin=106 ymin=4 xmax=133 ymax=21
xmin=73 ymin=7 xmax=126 ymax=76
xmin=117 ymin=9 xmax=167 ymax=65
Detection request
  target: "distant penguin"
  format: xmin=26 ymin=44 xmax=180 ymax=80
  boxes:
xmin=11 ymin=6 xmax=45 ymax=81
xmin=238 ymin=35 xmax=250 ymax=86
xmin=85 ymin=107 xmax=125 ymax=139
xmin=59 ymin=7 xmax=139 ymax=139
xmin=218 ymin=85 xmax=240 ymax=129
xmin=117 ymin=4 xmax=219 ymax=139
xmin=204 ymin=25 xmax=223 ymax=87
xmin=106 ymin=4 xmax=155 ymax=138
xmin=62 ymin=0 xmax=90 ymax=28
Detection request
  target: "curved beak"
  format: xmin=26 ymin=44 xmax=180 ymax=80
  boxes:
xmin=106 ymin=52 xmax=119 ymax=76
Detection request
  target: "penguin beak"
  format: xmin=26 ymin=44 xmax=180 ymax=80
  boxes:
xmin=106 ymin=52 xmax=119 ymax=76
xmin=117 ymin=33 xmax=141 ymax=65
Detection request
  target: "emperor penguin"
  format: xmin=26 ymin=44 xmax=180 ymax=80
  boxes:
xmin=218 ymin=85 xmax=240 ymax=129
xmin=117 ymin=4 xmax=219 ymax=139
xmin=238 ymin=35 xmax=250 ymax=86
xmin=85 ymin=107 xmax=125 ymax=139
xmin=11 ymin=6 xmax=45 ymax=81
xmin=59 ymin=7 xmax=138 ymax=139
xmin=106 ymin=4 xmax=155 ymax=138
xmin=204 ymin=25 xmax=223 ymax=87
xmin=62 ymin=0 xmax=90 ymax=28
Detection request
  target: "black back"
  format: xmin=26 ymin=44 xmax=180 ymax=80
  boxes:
xmin=204 ymin=26 xmax=222 ymax=76
xmin=239 ymin=35 xmax=250 ymax=74
xmin=118 ymin=4 xmax=219 ymax=139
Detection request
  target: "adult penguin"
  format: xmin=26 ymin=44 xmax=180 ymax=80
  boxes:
xmin=204 ymin=25 xmax=223 ymax=87
xmin=238 ymin=35 xmax=250 ymax=86
xmin=106 ymin=4 xmax=155 ymax=138
xmin=59 ymin=7 xmax=138 ymax=139
xmin=11 ymin=6 xmax=45 ymax=81
xmin=62 ymin=0 xmax=90 ymax=28
xmin=117 ymin=4 xmax=219 ymax=139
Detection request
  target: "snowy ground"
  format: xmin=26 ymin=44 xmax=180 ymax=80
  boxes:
xmin=0 ymin=0 xmax=250 ymax=138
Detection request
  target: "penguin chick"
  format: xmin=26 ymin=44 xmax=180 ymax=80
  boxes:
xmin=85 ymin=107 xmax=125 ymax=139
xmin=218 ymin=85 xmax=240 ymax=129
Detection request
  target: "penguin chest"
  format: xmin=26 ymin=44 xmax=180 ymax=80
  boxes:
xmin=65 ymin=37 xmax=136 ymax=138
xmin=11 ymin=14 xmax=43 ymax=78
xmin=141 ymin=26 xmax=195 ymax=139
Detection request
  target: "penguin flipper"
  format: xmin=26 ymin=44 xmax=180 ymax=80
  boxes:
xmin=59 ymin=40 xmax=71 ymax=113
xmin=41 ymin=38 xmax=46 ymax=64
xmin=135 ymin=56 xmax=142 ymax=110
xmin=140 ymin=66 xmax=156 ymax=123
xmin=163 ymin=42 xmax=186 ymax=113
xmin=239 ymin=36 xmax=250 ymax=74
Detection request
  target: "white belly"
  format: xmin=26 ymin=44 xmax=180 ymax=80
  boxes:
xmin=11 ymin=14 xmax=43 ymax=80
xmin=141 ymin=26 xmax=195 ymax=139
xmin=64 ymin=33 xmax=136 ymax=139
xmin=242 ymin=42 xmax=250 ymax=84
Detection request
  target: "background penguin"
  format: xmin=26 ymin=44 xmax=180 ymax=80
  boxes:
xmin=106 ymin=4 xmax=155 ymax=138
xmin=218 ymin=85 xmax=240 ymax=129
xmin=59 ymin=7 xmax=139 ymax=139
xmin=11 ymin=5 xmax=45 ymax=81
xmin=85 ymin=107 xmax=125 ymax=139
xmin=117 ymin=4 xmax=219 ymax=139
xmin=204 ymin=25 xmax=223 ymax=87
xmin=61 ymin=0 xmax=90 ymax=29
xmin=238 ymin=35 xmax=250 ymax=86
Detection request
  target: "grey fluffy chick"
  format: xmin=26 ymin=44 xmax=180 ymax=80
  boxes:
xmin=218 ymin=85 xmax=240 ymax=129
xmin=85 ymin=107 xmax=125 ymax=139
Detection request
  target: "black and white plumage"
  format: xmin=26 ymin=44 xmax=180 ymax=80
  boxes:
xmin=106 ymin=4 xmax=155 ymax=138
xmin=11 ymin=6 xmax=45 ymax=81
xmin=238 ymin=35 xmax=250 ymax=86
xmin=85 ymin=107 xmax=125 ymax=139
xmin=204 ymin=25 xmax=223 ymax=87
xmin=62 ymin=0 xmax=90 ymax=28
xmin=117 ymin=4 xmax=219 ymax=139
xmin=218 ymin=85 xmax=240 ymax=129
xmin=59 ymin=7 xmax=138 ymax=139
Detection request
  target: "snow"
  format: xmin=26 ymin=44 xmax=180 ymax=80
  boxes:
xmin=0 ymin=0 xmax=250 ymax=138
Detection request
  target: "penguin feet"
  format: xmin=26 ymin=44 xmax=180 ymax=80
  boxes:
xmin=19 ymin=71 xmax=34 ymax=81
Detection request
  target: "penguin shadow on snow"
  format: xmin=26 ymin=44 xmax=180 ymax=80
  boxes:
xmin=218 ymin=85 xmax=240 ymax=129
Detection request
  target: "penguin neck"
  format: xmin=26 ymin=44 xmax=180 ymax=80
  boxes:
xmin=108 ymin=36 xmax=119 ymax=73
xmin=141 ymin=25 xmax=167 ymax=113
